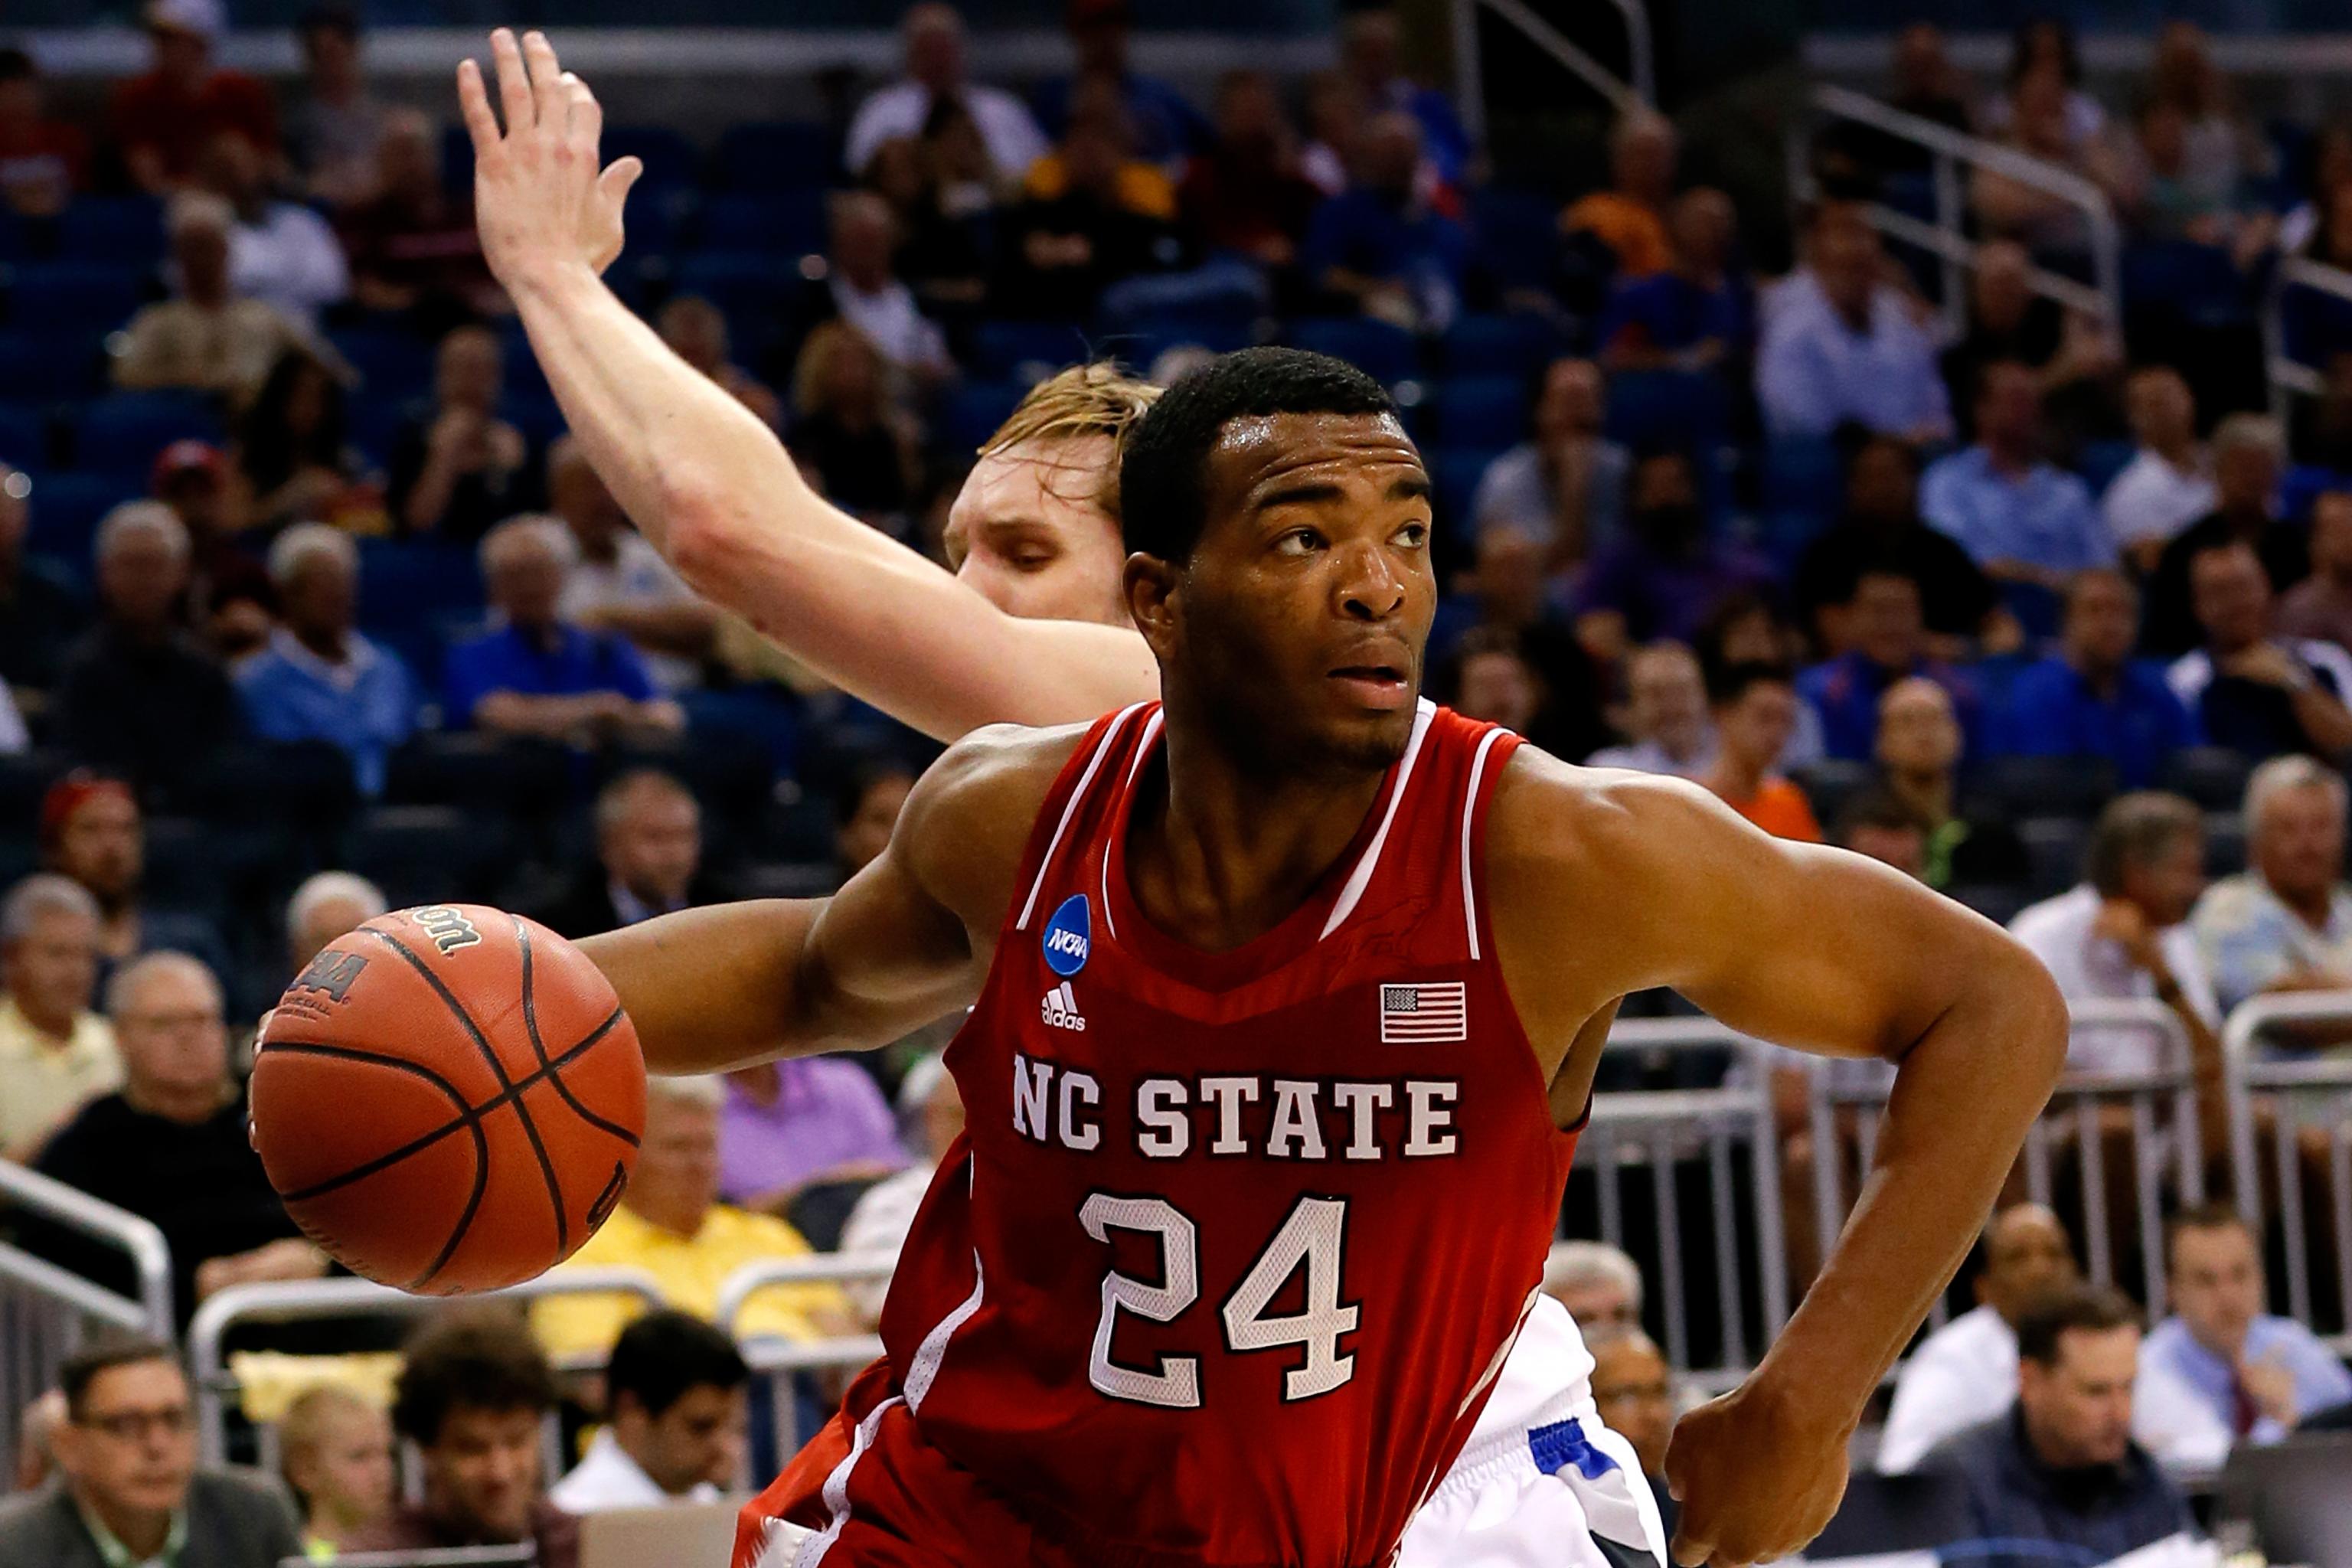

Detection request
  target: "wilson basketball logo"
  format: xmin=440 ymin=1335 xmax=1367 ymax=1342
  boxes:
xmin=1044 ymin=894 xmax=1091 ymax=976
xmin=409 ymin=905 xmax=484 ymax=956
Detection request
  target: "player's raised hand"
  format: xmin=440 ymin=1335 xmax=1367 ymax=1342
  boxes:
xmin=457 ymin=28 xmax=640 ymax=286
xmin=1662 ymin=1383 xmax=1850 ymax=1566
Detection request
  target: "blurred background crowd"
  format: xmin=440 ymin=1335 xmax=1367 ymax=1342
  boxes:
xmin=3 ymin=0 xmax=2352 ymax=1563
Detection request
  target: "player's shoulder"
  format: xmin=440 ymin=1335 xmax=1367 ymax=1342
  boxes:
xmin=895 ymin=720 xmax=1102 ymax=917
xmin=1486 ymin=745 xmax=1745 ymax=880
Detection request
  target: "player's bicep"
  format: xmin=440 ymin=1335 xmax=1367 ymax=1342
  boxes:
xmin=794 ymin=835 xmax=981 ymax=1035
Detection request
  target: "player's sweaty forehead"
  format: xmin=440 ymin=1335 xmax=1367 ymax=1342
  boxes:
xmin=1207 ymin=411 xmax=1429 ymax=527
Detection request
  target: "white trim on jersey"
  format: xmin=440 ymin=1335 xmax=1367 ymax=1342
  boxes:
xmin=1099 ymin=707 xmax=1165 ymax=944
xmin=1018 ymin=703 xmax=1147 ymax=932
xmin=792 ymin=1394 xmax=900 ymax=1568
xmin=1319 ymin=699 xmax=1438 ymax=942
xmin=903 ymin=1246 xmax=987 ymax=1413
xmin=1459 ymin=728 xmax=1508 ymax=964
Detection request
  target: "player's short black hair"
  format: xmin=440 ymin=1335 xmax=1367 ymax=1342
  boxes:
xmin=2015 ymin=1282 xmax=2140 ymax=1367
xmin=0 ymin=47 xmax=35 ymax=82
xmin=391 ymin=1308 xmax=558 ymax=1447
xmin=1118 ymin=347 xmax=1398 ymax=564
xmin=58 ymin=1337 xmax=182 ymax=1423
xmin=606 ymin=1310 xmax=749 ymax=1421
xmin=1706 ymin=659 xmax=1792 ymax=709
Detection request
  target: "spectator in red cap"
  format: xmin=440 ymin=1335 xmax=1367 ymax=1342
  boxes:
xmin=0 ymin=47 xmax=89 ymax=218
xmin=51 ymin=505 xmax=240 ymax=798
xmin=106 ymin=0 xmax=278 ymax=194
xmin=151 ymin=441 xmax=273 ymax=658
xmin=114 ymin=194 xmax=312 ymax=403
xmin=38 ymin=773 xmax=232 ymax=988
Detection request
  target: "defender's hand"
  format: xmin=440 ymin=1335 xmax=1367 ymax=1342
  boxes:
xmin=1664 ymin=1383 xmax=1851 ymax=1566
xmin=458 ymin=28 xmax=641 ymax=286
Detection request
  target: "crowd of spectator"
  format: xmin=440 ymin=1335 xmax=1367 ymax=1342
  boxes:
xmin=3 ymin=3 xmax=2352 ymax=1564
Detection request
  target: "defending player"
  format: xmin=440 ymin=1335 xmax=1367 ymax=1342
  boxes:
xmin=463 ymin=36 xmax=2079 ymax=1568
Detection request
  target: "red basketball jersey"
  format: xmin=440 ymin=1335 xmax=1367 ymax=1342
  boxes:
xmin=813 ymin=700 xmax=1576 ymax=1567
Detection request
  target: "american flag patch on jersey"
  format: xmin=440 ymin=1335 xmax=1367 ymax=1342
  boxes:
xmin=1380 ymin=982 xmax=1467 ymax=1043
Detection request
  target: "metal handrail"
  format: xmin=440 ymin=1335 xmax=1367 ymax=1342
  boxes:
xmin=717 ymin=1252 xmax=897 ymax=1335
xmin=2220 ymin=991 xmax=2352 ymax=1339
xmin=2264 ymin=251 xmax=2352 ymax=415
xmin=1803 ymin=83 xmax=2124 ymax=332
xmin=0 ymin=1160 xmax=174 ymax=1341
xmin=1450 ymin=0 xmax=1650 ymax=149
xmin=187 ymin=1267 xmax=665 ymax=1465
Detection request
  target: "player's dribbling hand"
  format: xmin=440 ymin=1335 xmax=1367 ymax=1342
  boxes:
xmin=1662 ymin=1381 xmax=1850 ymax=1567
xmin=457 ymin=28 xmax=642 ymax=287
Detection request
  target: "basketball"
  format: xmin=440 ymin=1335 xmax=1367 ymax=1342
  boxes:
xmin=250 ymin=903 xmax=645 ymax=1295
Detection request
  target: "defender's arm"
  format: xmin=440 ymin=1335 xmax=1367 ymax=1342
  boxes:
xmin=1491 ymin=760 xmax=2066 ymax=1566
xmin=459 ymin=31 xmax=1157 ymax=740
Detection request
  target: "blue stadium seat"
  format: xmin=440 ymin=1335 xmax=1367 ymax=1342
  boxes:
xmin=940 ymin=380 xmax=1028 ymax=452
xmin=970 ymin=320 xmax=1093 ymax=382
xmin=1440 ymin=312 xmax=1564 ymax=379
xmin=69 ymin=390 xmax=223 ymax=475
xmin=697 ymin=191 xmax=828 ymax=257
xmin=603 ymin=125 xmax=702 ymax=193
xmin=1428 ymin=446 xmax=1504 ymax=534
xmin=2282 ymin=462 xmax=2350 ymax=521
xmin=5 ymin=263 xmax=145 ymax=336
xmin=0 ymin=406 xmax=44 ymax=470
xmin=1429 ymin=377 xmax=1527 ymax=448
xmin=384 ymin=733 xmax=571 ymax=822
xmin=328 ymin=326 xmax=437 ymax=406
xmin=1606 ymin=371 xmax=1726 ymax=450
xmin=1761 ymin=434 xmax=1844 ymax=523
xmin=341 ymin=804 xmax=512 ymax=908
xmin=22 ymin=471 xmax=141 ymax=570
xmin=1466 ymin=188 xmax=1560 ymax=295
xmin=671 ymin=250 xmax=799 ymax=327
xmin=2075 ymin=439 xmax=2135 ymax=496
xmin=1286 ymin=317 xmax=1418 ymax=384
xmin=356 ymin=537 xmax=486 ymax=632
xmin=1103 ymin=312 xmax=1257 ymax=372
xmin=2122 ymin=240 xmax=2247 ymax=326
xmin=0 ymin=335 xmax=103 ymax=403
xmin=717 ymin=122 xmax=835 ymax=192
xmin=53 ymin=198 xmax=166 ymax=265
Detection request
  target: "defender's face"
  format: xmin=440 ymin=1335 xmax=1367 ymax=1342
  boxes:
xmin=1138 ymin=412 xmax=1436 ymax=776
xmin=947 ymin=437 xmax=1131 ymax=628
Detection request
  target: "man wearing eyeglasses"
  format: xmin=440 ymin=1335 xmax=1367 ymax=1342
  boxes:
xmin=0 ymin=1339 xmax=301 ymax=1567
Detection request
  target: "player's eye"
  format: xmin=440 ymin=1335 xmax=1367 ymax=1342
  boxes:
xmin=1392 ymin=521 xmax=1429 ymax=549
xmin=1273 ymin=528 xmax=1324 ymax=557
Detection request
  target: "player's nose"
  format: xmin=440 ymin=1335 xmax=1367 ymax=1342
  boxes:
xmin=1331 ymin=541 xmax=1406 ymax=621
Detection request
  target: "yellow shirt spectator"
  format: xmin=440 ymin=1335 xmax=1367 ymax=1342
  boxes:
xmin=529 ymin=1076 xmax=851 ymax=1364
xmin=0 ymin=876 xmax=119 ymax=1160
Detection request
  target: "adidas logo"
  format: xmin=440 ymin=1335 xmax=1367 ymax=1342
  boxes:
xmin=1040 ymin=980 xmax=1086 ymax=1031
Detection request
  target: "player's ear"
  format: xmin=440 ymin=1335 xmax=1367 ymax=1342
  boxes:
xmin=1124 ymin=552 xmax=1180 ymax=658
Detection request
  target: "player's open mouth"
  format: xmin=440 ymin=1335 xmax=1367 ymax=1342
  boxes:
xmin=1330 ymin=665 xmax=1411 ymax=706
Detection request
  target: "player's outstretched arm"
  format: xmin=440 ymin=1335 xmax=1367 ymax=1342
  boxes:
xmin=457 ymin=31 xmax=1157 ymax=740
xmin=1489 ymin=759 xmax=2068 ymax=1568
xmin=577 ymin=724 xmax=1073 ymax=1074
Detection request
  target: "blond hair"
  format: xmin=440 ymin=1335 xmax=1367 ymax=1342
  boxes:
xmin=976 ymin=362 xmax=1162 ymax=524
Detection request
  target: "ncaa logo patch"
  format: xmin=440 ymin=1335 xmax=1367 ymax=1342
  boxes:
xmin=1043 ymin=894 xmax=1091 ymax=977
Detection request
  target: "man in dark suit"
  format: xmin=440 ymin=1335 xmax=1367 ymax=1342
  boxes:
xmin=0 ymin=1339 xmax=302 ymax=1568
xmin=533 ymin=767 xmax=726 ymax=938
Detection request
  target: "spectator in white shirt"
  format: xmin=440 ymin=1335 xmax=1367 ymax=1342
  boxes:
xmin=197 ymin=128 xmax=348 ymax=329
xmin=2009 ymin=792 xmax=2218 ymax=1076
xmin=838 ymin=1054 xmax=965 ymax=1328
xmin=549 ymin=1309 xmax=748 ymax=1514
xmin=844 ymin=3 xmax=1049 ymax=181
xmin=549 ymin=438 xmax=716 ymax=693
xmin=1757 ymin=202 xmax=1952 ymax=443
xmin=1587 ymin=642 xmax=1715 ymax=778
xmin=2104 ymin=367 xmax=2216 ymax=576
xmin=823 ymin=192 xmax=953 ymax=388
xmin=1877 ymin=1203 xmax=2230 ymax=1475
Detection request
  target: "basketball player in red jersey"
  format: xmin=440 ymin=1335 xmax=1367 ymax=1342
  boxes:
xmin=468 ymin=34 xmax=2069 ymax=1568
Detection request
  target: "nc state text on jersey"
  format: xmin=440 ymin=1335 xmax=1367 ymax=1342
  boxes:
xmin=1010 ymin=1053 xmax=1462 ymax=1161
